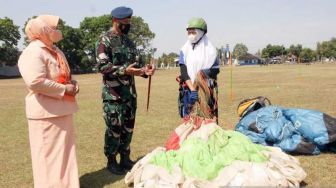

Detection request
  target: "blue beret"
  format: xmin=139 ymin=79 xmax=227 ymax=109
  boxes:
xmin=111 ymin=6 xmax=133 ymax=19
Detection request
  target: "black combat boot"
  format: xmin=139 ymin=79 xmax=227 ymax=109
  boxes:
xmin=120 ymin=154 xmax=135 ymax=171
xmin=107 ymin=155 xmax=126 ymax=175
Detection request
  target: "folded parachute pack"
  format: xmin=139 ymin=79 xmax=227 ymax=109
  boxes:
xmin=235 ymin=96 xmax=336 ymax=155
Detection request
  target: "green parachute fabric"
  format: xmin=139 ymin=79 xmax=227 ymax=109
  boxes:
xmin=150 ymin=129 xmax=269 ymax=180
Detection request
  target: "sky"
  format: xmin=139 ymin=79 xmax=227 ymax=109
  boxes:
xmin=1 ymin=0 xmax=336 ymax=56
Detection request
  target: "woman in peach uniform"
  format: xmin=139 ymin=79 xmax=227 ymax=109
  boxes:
xmin=18 ymin=15 xmax=79 ymax=188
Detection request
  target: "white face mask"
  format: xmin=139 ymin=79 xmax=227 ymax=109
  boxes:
xmin=50 ymin=29 xmax=63 ymax=43
xmin=188 ymin=29 xmax=204 ymax=44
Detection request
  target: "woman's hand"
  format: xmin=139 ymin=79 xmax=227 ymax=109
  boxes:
xmin=65 ymin=84 xmax=77 ymax=96
xmin=71 ymin=80 xmax=79 ymax=94
xmin=185 ymin=80 xmax=196 ymax=91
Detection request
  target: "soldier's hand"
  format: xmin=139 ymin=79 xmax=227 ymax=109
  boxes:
xmin=145 ymin=64 xmax=155 ymax=76
xmin=125 ymin=63 xmax=145 ymax=76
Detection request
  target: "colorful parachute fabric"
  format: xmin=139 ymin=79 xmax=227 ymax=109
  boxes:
xmin=125 ymin=119 xmax=306 ymax=187
xmin=235 ymin=106 xmax=336 ymax=154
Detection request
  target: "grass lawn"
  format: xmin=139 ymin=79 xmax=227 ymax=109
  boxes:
xmin=1 ymin=63 xmax=335 ymax=187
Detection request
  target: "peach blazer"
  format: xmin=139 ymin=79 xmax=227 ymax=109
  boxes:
xmin=18 ymin=40 xmax=78 ymax=119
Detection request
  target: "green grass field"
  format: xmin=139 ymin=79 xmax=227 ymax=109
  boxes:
xmin=1 ymin=64 xmax=336 ymax=187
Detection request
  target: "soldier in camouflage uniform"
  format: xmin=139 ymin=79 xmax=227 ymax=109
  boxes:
xmin=95 ymin=6 xmax=155 ymax=175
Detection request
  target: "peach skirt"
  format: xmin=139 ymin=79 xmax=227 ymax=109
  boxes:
xmin=28 ymin=115 xmax=79 ymax=188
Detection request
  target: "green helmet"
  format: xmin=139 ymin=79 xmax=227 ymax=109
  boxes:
xmin=186 ymin=17 xmax=207 ymax=33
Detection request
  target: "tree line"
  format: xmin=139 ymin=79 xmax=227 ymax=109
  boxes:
xmin=223 ymin=39 xmax=336 ymax=64
xmin=1 ymin=16 xmax=336 ymax=72
xmin=0 ymin=16 xmax=155 ymax=73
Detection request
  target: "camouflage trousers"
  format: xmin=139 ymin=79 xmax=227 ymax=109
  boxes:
xmin=103 ymin=99 xmax=136 ymax=157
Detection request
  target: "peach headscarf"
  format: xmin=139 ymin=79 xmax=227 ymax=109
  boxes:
xmin=25 ymin=15 xmax=71 ymax=85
